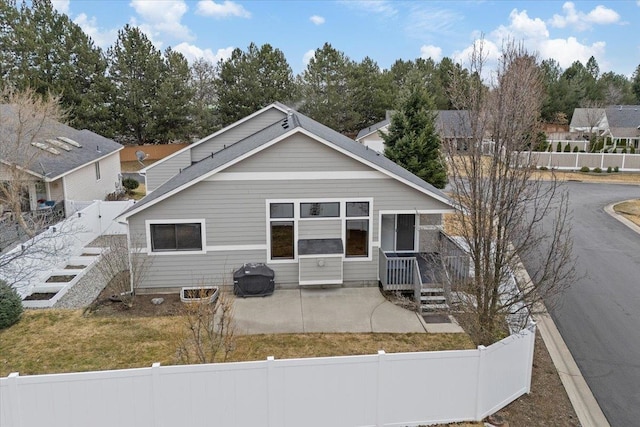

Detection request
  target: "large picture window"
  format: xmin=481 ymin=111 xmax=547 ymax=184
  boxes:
xmin=150 ymin=223 xmax=203 ymax=252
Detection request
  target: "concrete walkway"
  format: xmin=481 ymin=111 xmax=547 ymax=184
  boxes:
xmin=232 ymin=287 xmax=465 ymax=335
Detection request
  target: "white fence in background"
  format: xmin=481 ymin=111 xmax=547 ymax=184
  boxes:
xmin=0 ymin=326 xmax=536 ymax=427
xmin=520 ymin=151 xmax=640 ymax=171
xmin=0 ymin=200 xmax=133 ymax=298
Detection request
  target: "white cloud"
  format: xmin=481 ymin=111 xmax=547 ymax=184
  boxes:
xmin=420 ymin=45 xmax=442 ymax=61
xmin=550 ymin=2 xmax=620 ymax=31
xmin=129 ymin=0 xmax=193 ymax=40
xmin=453 ymin=38 xmax=501 ymax=79
xmin=174 ymin=42 xmax=234 ymax=64
xmin=493 ymin=9 xmax=548 ymax=40
xmin=302 ymin=49 xmax=315 ymax=67
xmin=74 ymin=13 xmax=119 ymax=48
xmin=405 ymin=6 xmax=462 ymax=39
xmin=341 ymin=1 xmax=397 ymax=17
xmin=196 ymin=1 xmax=251 ymax=18
xmin=310 ymin=15 xmax=325 ymax=25
xmin=538 ymin=38 xmax=606 ymax=69
xmin=51 ymin=0 xmax=70 ymax=14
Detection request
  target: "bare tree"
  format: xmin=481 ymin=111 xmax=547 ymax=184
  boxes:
xmin=175 ymin=285 xmax=236 ymax=364
xmin=91 ymin=234 xmax=153 ymax=308
xmin=0 ymin=88 xmax=77 ymax=289
xmin=579 ymin=100 xmax=605 ymax=152
xmin=445 ymin=41 xmax=576 ymax=345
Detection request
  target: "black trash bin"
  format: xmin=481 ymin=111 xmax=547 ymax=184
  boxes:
xmin=233 ymin=263 xmax=275 ymax=297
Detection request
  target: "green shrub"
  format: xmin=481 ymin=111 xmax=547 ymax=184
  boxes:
xmin=0 ymin=280 xmax=23 ymax=329
xmin=631 ymin=147 xmax=636 ymax=154
xmin=556 ymin=141 xmax=562 ymax=152
xmin=607 ymin=166 xmax=612 ymax=173
xmin=563 ymin=143 xmax=571 ymax=152
xmin=122 ymin=177 xmax=140 ymax=192
xmin=593 ymin=167 xmax=602 ymax=173
xmin=580 ymin=166 xmax=590 ymax=172
xmin=614 ymin=166 xmax=619 ymax=172
xmin=622 ymin=148 xmax=627 ymax=154
xmin=539 ymin=166 xmax=548 ymax=171
xmin=573 ymin=146 xmax=579 ymax=152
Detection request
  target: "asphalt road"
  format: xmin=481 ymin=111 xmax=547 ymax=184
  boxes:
xmin=535 ymin=182 xmax=640 ymax=427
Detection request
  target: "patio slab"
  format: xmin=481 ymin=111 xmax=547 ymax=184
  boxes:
xmin=233 ymin=287 xmax=462 ymax=334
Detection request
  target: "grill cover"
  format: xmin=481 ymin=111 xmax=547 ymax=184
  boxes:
xmin=233 ymin=263 xmax=275 ymax=297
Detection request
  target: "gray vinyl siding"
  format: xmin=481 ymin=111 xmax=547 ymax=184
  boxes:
xmin=225 ymin=133 xmax=372 ymax=172
xmin=298 ymin=220 xmax=341 ymax=240
xmin=190 ymin=109 xmax=286 ymax=162
xmin=145 ymin=150 xmax=191 ymax=192
xmin=299 ymin=256 xmax=343 ymax=283
xmin=343 ymin=250 xmax=379 ymax=284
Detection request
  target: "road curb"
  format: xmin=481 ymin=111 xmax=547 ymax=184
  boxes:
xmin=514 ymin=265 xmax=610 ymax=427
xmin=604 ymin=200 xmax=640 ymax=234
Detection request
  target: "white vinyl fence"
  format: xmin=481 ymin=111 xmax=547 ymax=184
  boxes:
xmin=0 ymin=326 xmax=536 ymax=427
xmin=521 ymin=151 xmax=640 ymax=171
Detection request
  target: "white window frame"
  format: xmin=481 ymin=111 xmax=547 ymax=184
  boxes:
xmin=145 ymin=219 xmax=206 ymax=255
xmin=266 ymin=198 xmax=373 ymax=263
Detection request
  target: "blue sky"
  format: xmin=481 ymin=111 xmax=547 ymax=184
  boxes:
xmin=51 ymin=1 xmax=640 ymax=77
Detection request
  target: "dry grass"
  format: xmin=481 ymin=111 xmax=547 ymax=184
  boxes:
xmin=129 ymin=183 xmax=146 ymax=200
xmin=120 ymin=160 xmax=158 ymax=172
xmin=0 ymin=310 xmax=475 ymax=376
xmin=534 ymin=169 xmax=640 ymax=184
xmin=614 ymin=199 xmax=640 ymax=227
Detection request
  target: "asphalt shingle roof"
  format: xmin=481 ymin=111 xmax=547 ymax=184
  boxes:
xmin=1 ymin=104 xmax=122 ymax=180
xmin=121 ymin=104 xmax=453 ymax=218
xmin=356 ymin=110 xmax=472 ymax=141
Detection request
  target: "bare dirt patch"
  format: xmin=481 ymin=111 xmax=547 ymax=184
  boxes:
xmin=88 ymin=286 xmax=184 ymax=317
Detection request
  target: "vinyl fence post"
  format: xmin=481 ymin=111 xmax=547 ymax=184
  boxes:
xmin=151 ymin=363 xmax=162 ymax=427
xmin=376 ymin=350 xmax=386 ymax=427
xmin=474 ymin=346 xmax=487 ymax=421
xmin=7 ymin=372 xmax=22 ymax=427
xmin=267 ymin=356 xmax=277 ymax=427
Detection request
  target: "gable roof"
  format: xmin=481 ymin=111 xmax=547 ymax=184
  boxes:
xmin=119 ymin=106 xmax=454 ymax=220
xmin=604 ymin=105 xmax=640 ymax=138
xmin=355 ymin=110 xmax=472 ymax=142
xmin=0 ymin=104 xmax=122 ymax=181
xmin=569 ymin=108 xmax=607 ymax=130
xmin=140 ymin=102 xmax=290 ymax=173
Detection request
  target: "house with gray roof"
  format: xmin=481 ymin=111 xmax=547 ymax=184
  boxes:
xmin=355 ymin=110 xmax=474 ymax=153
xmin=0 ymin=104 xmax=123 ymax=217
xmin=603 ymin=106 xmax=640 ymax=149
xmin=118 ymin=104 xmax=460 ymax=298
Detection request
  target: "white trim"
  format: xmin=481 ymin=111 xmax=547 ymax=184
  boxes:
xmin=206 ymin=244 xmax=266 ymax=252
xmin=298 ymin=253 xmax=344 ymax=259
xmin=140 ymin=103 xmax=288 ymax=173
xmin=145 ymin=219 xmax=206 ymax=255
xmin=355 ymin=123 xmax=390 ymax=142
xmin=299 ymin=279 xmax=343 ymax=286
xmin=207 ymin=171 xmax=387 ymax=181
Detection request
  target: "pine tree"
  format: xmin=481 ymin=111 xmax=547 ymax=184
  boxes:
xmin=382 ymin=86 xmax=447 ymax=189
xmin=190 ymin=58 xmax=219 ymax=138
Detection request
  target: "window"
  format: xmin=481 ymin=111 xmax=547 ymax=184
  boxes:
xmin=270 ymin=203 xmax=294 ymax=260
xmin=346 ymin=201 xmax=369 ymax=257
xmin=95 ymin=161 xmax=101 ymax=180
xmin=271 ymin=221 xmax=294 ymax=259
xmin=300 ymin=202 xmax=339 ymax=218
xmin=150 ymin=223 xmax=203 ymax=252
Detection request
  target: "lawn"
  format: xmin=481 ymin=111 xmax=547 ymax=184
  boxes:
xmin=0 ymin=309 xmax=474 ymax=377
xmin=614 ymin=199 xmax=640 ymax=227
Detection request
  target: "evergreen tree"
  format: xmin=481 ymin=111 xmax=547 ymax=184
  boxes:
xmin=108 ymin=25 xmax=163 ymax=144
xmin=348 ymin=56 xmax=389 ymax=132
xmin=382 ymin=86 xmax=447 ymax=189
xmin=152 ymin=48 xmax=194 ymax=142
xmin=632 ymin=64 xmax=640 ymax=104
xmin=215 ymin=43 xmax=295 ymax=126
xmin=299 ymin=43 xmax=354 ymax=133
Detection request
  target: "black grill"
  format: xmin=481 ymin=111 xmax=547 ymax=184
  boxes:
xmin=233 ymin=263 xmax=275 ymax=297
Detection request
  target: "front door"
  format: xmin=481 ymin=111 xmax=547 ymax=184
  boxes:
xmin=381 ymin=214 xmax=415 ymax=252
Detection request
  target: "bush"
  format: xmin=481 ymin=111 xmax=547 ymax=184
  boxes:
xmin=556 ymin=141 xmax=562 ymax=152
xmin=631 ymin=147 xmax=636 ymax=154
xmin=593 ymin=167 xmax=602 ymax=173
xmin=539 ymin=166 xmax=548 ymax=171
xmin=607 ymin=166 xmax=612 ymax=173
xmin=122 ymin=177 xmax=140 ymax=192
xmin=0 ymin=280 xmax=23 ymax=329
xmin=573 ymin=146 xmax=579 ymax=152
xmin=622 ymin=148 xmax=627 ymax=154
xmin=564 ymin=143 xmax=571 ymax=152
xmin=580 ymin=166 xmax=590 ymax=172
xmin=614 ymin=166 xmax=619 ymax=172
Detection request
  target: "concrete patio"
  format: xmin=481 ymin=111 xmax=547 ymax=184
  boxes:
xmin=232 ymin=286 xmax=465 ymax=334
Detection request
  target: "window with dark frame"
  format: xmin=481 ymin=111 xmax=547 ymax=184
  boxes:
xmin=150 ymin=223 xmax=202 ymax=252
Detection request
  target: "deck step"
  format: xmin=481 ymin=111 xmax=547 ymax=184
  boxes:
xmin=421 ymin=295 xmax=446 ymax=302
xmin=421 ymin=287 xmax=444 ymax=293
xmin=421 ymin=303 xmax=449 ymax=312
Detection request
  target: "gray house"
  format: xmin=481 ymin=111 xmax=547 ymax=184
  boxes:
xmin=118 ymin=104 xmax=458 ymax=297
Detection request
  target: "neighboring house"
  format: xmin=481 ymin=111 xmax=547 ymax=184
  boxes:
xmin=0 ymin=104 xmax=123 ymax=217
xmin=141 ymin=103 xmax=290 ymax=193
xmin=117 ymin=105 xmax=460 ymax=297
xmin=355 ymin=110 xmax=474 ymax=153
xmin=569 ymin=106 xmax=640 ymax=149
xmin=602 ymin=105 xmax=640 ymax=149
